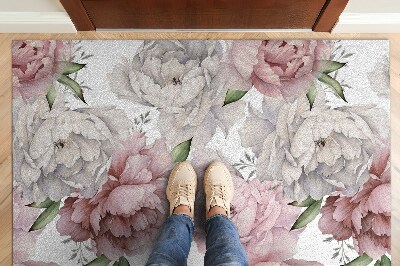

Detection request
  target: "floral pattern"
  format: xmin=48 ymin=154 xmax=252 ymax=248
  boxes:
xmin=239 ymin=90 xmax=389 ymax=201
xmin=13 ymin=89 xmax=132 ymax=202
xmin=12 ymin=40 xmax=390 ymax=265
xmin=12 ymin=40 xmax=72 ymax=102
xmin=56 ymin=133 xmax=172 ymax=260
xmin=223 ymin=40 xmax=332 ymax=100
xmin=13 ymin=188 xmax=60 ymax=266
xmin=108 ymin=40 xmax=244 ymax=148
xmin=318 ymin=144 xmax=391 ymax=260
xmin=232 ymin=178 xmax=302 ymax=265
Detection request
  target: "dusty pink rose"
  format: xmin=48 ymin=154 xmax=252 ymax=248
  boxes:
xmin=225 ymin=40 xmax=331 ymax=99
xmin=12 ymin=40 xmax=71 ymax=101
xmin=56 ymin=133 xmax=173 ymax=260
xmin=318 ymin=145 xmax=390 ymax=259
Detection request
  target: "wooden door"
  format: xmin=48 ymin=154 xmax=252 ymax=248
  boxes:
xmin=60 ymin=0 xmax=349 ymax=32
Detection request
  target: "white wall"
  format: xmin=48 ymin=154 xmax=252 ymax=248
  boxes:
xmin=342 ymin=0 xmax=400 ymax=13
xmin=0 ymin=0 xmax=76 ymax=33
xmin=333 ymin=0 xmax=400 ymax=33
xmin=0 ymin=0 xmax=66 ymax=12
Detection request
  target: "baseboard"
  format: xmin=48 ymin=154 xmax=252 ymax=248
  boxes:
xmin=0 ymin=12 xmax=76 ymax=33
xmin=97 ymin=29 xmax=313 ymax=32
xmin=333 ymin=12 xmax=400 ymax=33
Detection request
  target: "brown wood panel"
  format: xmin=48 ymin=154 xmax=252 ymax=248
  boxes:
xmin=60 ymin=0 xmax=95 ymax=31
xmin=313 ymin=0 xmax=350 ymax=32
xmin=81 ymin=0 xmax=326 ymax=29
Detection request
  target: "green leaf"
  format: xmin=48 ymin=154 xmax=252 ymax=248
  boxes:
xmin=171 ymin=139 xmax=192 ymax=163
xmin=224 ymin=89 xmax=247 ymax=106
xmin=57 ymin=74 xmax=86 ymax=103
xmin=113 ymin=256 xmax=130 ymax=266
xmin=318 ymin=73 xmax=347 ymax=102
xmin=27 ymin=197 xmax=55 ymax=208
xmin=46 ymin=84 xmax=57 ymax=109
xmin=345 ymin=253 xmax=373 ymax=266
xmin=29 ymin=201 xmax=60 ymax=231
xmin=315 ymin=60 xmax=345 ymax=74
xmin=291 ymin=199 xmax=322 ymax=230
xmin=306 ymin=83 xmax=317 ymax=110
xmin=289 ymin=196 xmax=317 ymax=207
xmin=380 ymin=255 xmax=391 ymax=266
xmin=85 ymin=255 xmax=111 ymax=266
xmin=59 ymin=61 xmax=86 ymax=75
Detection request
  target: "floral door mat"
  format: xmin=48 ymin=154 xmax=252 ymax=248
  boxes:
xmin=12 ymin=40 xmax=390 ymax=265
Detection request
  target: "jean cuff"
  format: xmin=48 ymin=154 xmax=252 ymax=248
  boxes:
xmin=171 ymin=213 xmax=195 ymax=226
xmin=205 ymin=213 xmax=231 ymax=224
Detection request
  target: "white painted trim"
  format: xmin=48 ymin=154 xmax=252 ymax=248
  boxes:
xmin=333 ymin=12 xmax=400 ymax=33
xmin=0 ymin=12 xmax=76 ymax=33
xmin=97 ymin=28 xmax=313 ymax=32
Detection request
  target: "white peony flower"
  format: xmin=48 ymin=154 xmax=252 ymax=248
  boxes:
xmin=239 ymin=91 xmax=389 ymax=201
xmin=108 ymin=40 xmax=244 ymax=148
xmin=13 ymin=94 xmax=132 ymax=202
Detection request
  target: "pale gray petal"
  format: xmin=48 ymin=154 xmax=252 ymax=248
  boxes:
xmin=141 ymin=56 xmax=164 ymax=86
xmin=212 ymin=100 xmax=246 ymax=135
xmin=299 ymin=172 xmax=335 ymax=200
xmin=20 ymin=162 xmax=41 ymax=186
xmin=239 ymin=114 xmax=274 ymax=149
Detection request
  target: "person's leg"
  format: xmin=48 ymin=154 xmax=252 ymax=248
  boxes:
xmin=146 ymin=162 xmax=197 ymax=266
xmin=146 ymin=212 xmax=194 ymax=266
xmin=204 ymin=210 xmax=248 ymax=266
xmin=203 ymin=161 xmax=248 ymax=266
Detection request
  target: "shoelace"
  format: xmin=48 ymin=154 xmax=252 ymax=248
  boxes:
xmin=210 ymin=185 xmax=226 ymax=201
xmin=174 ymin=184 xmax=193 ymax=201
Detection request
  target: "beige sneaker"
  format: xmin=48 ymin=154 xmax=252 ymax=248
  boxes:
xmin=204 ymin=161 xmax=234 ymax=217
xmin=166 ymin=161 xmax=197 ymax=217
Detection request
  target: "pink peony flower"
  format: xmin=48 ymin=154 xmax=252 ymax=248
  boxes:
xmin=225 ymin=40 xmax=332 ymax=99
xmin=231 ymin=178 xmax=303 ymax=265
xmin=190 ymin=149 xmax=315 ymax=265
xmin=195 ymin=177 xmax=322 ymax=265
xmin=12 ymin=40 xmax=71 ymax=101
xmin=56 ymin=133 xmax=173 ymax=260
xmin=318 ymin=145 xmax=390 ymax=260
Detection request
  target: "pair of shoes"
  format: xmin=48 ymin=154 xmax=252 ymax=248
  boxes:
xmin=166 ymin=161 xmax=234 ymax=218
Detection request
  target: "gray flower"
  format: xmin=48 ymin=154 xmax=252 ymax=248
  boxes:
xmin=13 ymin=95 xmax=132 ymax=202
xmin=108 ymin=40 xmax=243 ymax=148
xmin=240 ymin=91 xmax=389 ymax=201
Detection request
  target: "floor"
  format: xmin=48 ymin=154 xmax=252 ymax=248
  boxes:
xmin=0 ymin=32 xmax=399 ymax=265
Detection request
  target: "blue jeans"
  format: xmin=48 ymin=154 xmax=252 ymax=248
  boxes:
xmin=146 ymin=214 xmax=248 ymax=266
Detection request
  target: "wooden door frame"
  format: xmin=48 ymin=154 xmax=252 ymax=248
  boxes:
xmin=312 ymin=0 xmax=349 ymax=31
xmin=60 ymin=0 xmax=95 ymax=31
xmin=61 ymin=0 xmax=349 ymax=32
